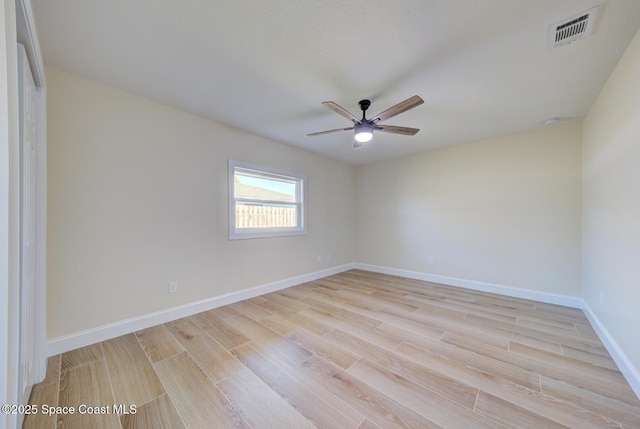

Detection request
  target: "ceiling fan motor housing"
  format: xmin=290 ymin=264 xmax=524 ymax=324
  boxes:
xmin=358 ymin=99 xmax=371 ymax=113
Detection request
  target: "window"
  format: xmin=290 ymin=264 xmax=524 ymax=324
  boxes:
xmin=229 ymin=160 xmax=305 ymax=240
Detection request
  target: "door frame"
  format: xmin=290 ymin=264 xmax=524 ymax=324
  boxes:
xmin=16 ymin=0 xmax=47 ymax=386
xmin=1 ymin=1 xmax=46 ymax=428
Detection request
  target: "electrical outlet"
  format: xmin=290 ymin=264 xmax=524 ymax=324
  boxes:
xmin=169 ymin=281 xmax=178 ymax=294
xmin=327 ymin=254 xmax=332 ymax=262
xmin=317 ymin=255 xmax=322 ymax=263
xmin=599 ymin=290 xmax=604 ymax=305
xmin=428 ymin=256 xmax=435 ymax=264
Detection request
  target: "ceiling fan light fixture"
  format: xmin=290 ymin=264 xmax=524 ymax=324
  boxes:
xmin=354 ymin=123 xmax=374 ymax=143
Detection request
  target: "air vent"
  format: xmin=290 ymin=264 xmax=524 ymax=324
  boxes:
xmin=549 ymin=5 xmax=599 ymax=48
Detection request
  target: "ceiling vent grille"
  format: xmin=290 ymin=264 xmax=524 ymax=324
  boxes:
xmin=549 ymin=5 xmax=599 ymax=48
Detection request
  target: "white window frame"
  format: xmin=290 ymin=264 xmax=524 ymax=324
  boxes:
xmin=229 ymin=160 xmax=306 ymax=240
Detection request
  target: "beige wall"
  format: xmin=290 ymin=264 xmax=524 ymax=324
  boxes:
xmin=46 ymin=68 xmax=356 ymax=338
xmin=356 ymin=123 xmax=583 ymax=295
xmin=583 ymin=28 xmax=640 ymax=370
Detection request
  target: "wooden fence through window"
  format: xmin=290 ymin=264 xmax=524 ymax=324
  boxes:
xmin=236 ymin=205 xmax=297 ymax=228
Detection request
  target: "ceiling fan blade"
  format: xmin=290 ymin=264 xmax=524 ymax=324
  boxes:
xmin=307 ymin=127 xmax=354 ymax=137
xmin=370 ymin=95 xmax=424 ymax=123
xmin=322 ymin=101 xmax=361 ymax=124
xmin=374 ymin=125 xmax=420 ymax=135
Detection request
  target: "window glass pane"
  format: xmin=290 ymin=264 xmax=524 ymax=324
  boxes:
xmin=234 ymin=171 xmax=297 ymax=202
xmin=235 ymin=202 xmax=298 ymax=228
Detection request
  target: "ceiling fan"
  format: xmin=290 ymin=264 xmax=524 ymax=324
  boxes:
xmin=308 ymin=95 xmax=424 ymax=148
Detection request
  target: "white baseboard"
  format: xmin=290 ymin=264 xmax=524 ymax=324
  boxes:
xmin=580 ymin=301 xmax=640 ymax=400
xmin=47 ymin=263 xmax=355 ymax=356
xmin=354 ymin=263 xmax=583 ymax=308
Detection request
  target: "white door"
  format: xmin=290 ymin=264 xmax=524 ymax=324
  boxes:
xmin=17 ymin=43 xmax=37 ymax=411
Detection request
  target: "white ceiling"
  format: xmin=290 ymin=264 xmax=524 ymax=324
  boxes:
xmin=33 ymin=0 xmax=640 ymax=165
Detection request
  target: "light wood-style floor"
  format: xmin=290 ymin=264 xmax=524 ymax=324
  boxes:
xmin=26 ymin=270 xmax=640 ymax=428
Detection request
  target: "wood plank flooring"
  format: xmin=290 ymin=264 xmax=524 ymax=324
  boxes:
xmin=25 ymin=270 xmax=640 ymax=428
